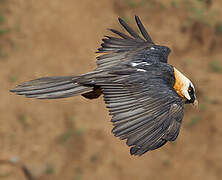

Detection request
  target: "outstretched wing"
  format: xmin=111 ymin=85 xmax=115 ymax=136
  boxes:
xmin=93 ymin=64 xmax=184 ymax=156
xmin=96 ymin=16 xmax=171 ymax=70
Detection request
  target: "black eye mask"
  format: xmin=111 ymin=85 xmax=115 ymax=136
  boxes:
xmin=185 ymin=85 xmax=195 ymax=104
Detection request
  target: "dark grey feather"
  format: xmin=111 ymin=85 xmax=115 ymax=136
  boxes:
xmin=118 ymin=18 xmax=145 ymax=41
xmin=108 ymin=29 xmax=133 ymax=40
xmin=135 ymin=16 xmax=153 ymax=43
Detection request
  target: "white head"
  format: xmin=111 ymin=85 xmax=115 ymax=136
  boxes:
xmin=173 ymin=68 xmax=198 ymax=107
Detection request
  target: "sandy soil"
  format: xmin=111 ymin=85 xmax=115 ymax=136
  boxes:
xmin=0 ymin=0 xmax=222 ymax=179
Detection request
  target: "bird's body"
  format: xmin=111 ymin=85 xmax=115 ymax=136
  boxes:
xmin=10 ymin=16 xmax=197 ymax=156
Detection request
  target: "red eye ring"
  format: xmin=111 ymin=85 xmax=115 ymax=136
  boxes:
xmin=188 ymin=87 xmax=192 ymax=92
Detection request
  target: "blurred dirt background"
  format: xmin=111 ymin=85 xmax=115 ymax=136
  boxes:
xmin=1 ymin=0 xmax=222 ymax=179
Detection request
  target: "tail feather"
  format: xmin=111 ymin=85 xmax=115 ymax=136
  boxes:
xmin=10 ymin=76 xmax=92 ymax=99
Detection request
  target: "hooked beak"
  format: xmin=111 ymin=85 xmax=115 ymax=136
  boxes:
xmin=192 ymin=99 xmax=198 ymax=108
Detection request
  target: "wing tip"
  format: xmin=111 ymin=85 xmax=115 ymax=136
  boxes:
xmin=118 ymin=17 xmax=123 ymax=23
xmin=130 ymin=146 xmax=144 ymax=156
xmin=134 ymin=15 xmax=154 ymax=43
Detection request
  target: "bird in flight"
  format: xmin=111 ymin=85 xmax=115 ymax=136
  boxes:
xmin=10 ymin=16 xmax=198 ymax=156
